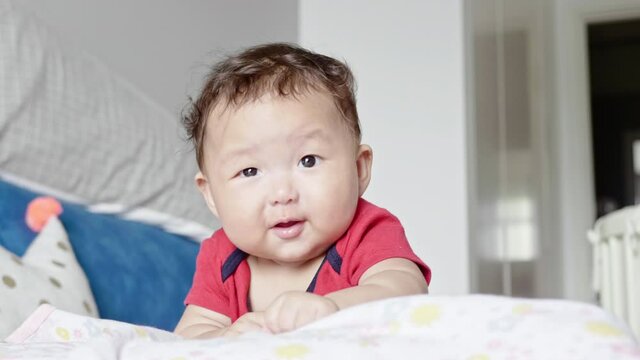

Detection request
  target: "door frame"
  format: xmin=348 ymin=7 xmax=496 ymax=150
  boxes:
xmin=551 ymin=0 xmax=640 ymax=301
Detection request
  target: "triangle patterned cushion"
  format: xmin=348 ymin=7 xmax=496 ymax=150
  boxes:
xmin=0 ymin=217 xmax=97 ymax=339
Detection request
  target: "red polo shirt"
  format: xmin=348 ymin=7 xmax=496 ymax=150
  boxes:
xmin=184 ymin=198 xmax=431 ymax=322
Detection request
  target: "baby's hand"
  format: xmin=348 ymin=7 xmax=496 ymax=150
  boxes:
xmin=264 ymin=291 xmax=339 ymax=333
xmin=223 ymin=311 xmax=267 ymax=337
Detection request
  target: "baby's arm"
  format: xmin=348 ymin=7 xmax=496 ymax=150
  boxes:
xmin=175 ymin=305 xmax=266 ymax=338
xmin=174 ymin=305 xmax=230 ymax=338
xmin=326 ymin=257 xmax=428 ymax=309
xmin=263 ymin=258 xmax=427 ymax=333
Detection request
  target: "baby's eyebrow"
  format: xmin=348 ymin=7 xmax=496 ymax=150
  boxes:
xmin=220 ymin=128 xmax=331 ymax=166
xmin=289 ymin=128 xmax=331 ymax=143
xmin=220 ymin=144 xmax=260 ymax=165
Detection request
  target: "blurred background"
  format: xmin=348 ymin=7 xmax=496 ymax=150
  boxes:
xmin=13 ymin=0 xmax=640 ymax=302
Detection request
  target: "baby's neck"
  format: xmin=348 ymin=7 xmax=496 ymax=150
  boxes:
xmin=248 ymin=254 xmax=324 ymax=272
xmin=247 ymin=254 xmax=326 ymax=311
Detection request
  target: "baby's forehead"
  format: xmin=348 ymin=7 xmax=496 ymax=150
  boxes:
xmin=202 ymin=95 xmax=356 ymax=159
xmin=205 ymin=91 xmax=345 ymax=133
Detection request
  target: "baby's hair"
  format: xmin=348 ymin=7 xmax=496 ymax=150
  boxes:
xmin=182 ymin=42 xmax=360 ymax=170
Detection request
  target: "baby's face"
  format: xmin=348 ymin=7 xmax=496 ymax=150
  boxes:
xmin=198 ymin=91 xmax=370 ymax=266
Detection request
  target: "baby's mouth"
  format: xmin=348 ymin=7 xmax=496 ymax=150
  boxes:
xmin=275 ymin=220 xmax=301 ymax=228
xmin=271 ymin=220 xmax=305 ymax=239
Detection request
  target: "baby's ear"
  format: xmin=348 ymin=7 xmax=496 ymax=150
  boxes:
xmin=356 ymin=144 xmax=373 ymax=197
xmin=195 ymin=172 xmax=219 ymax=218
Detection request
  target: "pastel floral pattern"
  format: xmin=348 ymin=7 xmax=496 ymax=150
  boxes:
xmin=2 ymin=295 xmax=638 ymax=359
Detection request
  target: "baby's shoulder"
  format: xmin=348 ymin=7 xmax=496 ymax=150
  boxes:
xmin=350 ymin=198 xmax=402 ymax=229
xmin=200 ymin=228 xmax=237 ymax=258
xmin=336 ymin=199 xmax=406 ymax=253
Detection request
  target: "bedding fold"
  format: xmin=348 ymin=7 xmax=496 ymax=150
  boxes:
xmin=2 ymin=294 xmax=638 ymax=359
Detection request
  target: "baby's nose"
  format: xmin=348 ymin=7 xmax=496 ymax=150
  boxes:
xmin=269 ymin=175 xmax=299 ymax=206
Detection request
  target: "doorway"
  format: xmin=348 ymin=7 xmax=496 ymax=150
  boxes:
xmin=588 ymin=19 xmax=640 ymax=218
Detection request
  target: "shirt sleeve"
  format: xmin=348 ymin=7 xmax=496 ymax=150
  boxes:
xmin=345 ymin=208 xmax=431 ymax=286
xmin=184 ymin=237 xmax=232 ymax=318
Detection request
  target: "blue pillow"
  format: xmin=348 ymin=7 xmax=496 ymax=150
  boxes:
xmin=0 ymin=179 xmax=200 ymax=331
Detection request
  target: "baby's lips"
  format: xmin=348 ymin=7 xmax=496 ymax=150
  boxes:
xmin=26 ymin=196 xmax=63 ymax=232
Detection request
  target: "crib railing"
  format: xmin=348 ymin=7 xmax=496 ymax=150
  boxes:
xmin=588 ymin=206 xmax=640 ymax=337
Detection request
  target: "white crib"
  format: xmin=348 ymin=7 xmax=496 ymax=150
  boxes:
xmin=588 ymin=206 xmax=640 ymax=337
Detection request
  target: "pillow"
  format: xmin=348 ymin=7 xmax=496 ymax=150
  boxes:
xmin=0 ymin=0 xmax=219 ymax=239
xmin=0 ymin=216 xmax=98 ymax=339
xmin=0 ymin=179 xmax=199 ymax=331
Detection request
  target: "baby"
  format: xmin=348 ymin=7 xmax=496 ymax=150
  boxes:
xmin=174 ymin=43 xmax=431 ymax=338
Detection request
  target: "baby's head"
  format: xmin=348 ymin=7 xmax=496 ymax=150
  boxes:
xmin=183 ymin=43 xmax=372 ymax=265
xmin=184 ymin=43 xmax=361 ymax=170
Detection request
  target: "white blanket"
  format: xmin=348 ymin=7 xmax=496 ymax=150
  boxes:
xmin=2 ymin=295 xmax=639 ymax=359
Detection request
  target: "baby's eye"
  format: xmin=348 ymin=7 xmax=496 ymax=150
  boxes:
xmin=298 ymin=155 xmax=318 ymax=168
xmin=240 ymin=167 xmax=259 ymax=177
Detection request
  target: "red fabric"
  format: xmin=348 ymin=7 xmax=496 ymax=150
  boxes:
xmin=184 ymin=198 xmax=431 ymax=322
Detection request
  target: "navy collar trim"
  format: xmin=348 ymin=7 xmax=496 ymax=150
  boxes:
xmin=221 ymin=248 xmax=248 ymax=282
xmin=326 ymin=243 xmax=342 ymax=274
xmin=306 ymin=243 xmax=342 ymax=293
xmin=220 ymin=243 xmax=342 ymax=285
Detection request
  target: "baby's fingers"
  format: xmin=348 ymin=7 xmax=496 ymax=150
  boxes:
xmin=224 ymin=322 xmax=262 ymax=337
xmin=264 ymin=297 xmax=286 ymax=333
xmin=292 ymin=308 xmax=318 ymax=330
xmin=225 ymin=312 xmax=267 ymax=336
xmin=244 ymin=311 xmax=266 ymax=326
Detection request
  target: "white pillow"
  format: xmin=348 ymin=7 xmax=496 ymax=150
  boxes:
xmin=0 ymin=1 xmax=218 ymax=239
xmin=0 ymin=217 xmax=98 ymax=339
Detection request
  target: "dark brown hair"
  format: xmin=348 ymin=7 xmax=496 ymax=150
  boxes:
xmin=182 ymin=42 xmax=360 ymax=170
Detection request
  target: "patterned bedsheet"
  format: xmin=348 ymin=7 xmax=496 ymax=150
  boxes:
xmin=1 ymin=294 xmax=638 ymax=359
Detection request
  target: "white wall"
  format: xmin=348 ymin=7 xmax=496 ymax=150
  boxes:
xmin=300 ymin=0 xmax=469 ymax=294
xmin=17 ymin=0 xmax=470 ymax=294
xmin=16 ymin=0 xmax=298 ymax=114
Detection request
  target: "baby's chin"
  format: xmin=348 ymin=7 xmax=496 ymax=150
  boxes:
xmin=267 ymin=249 xmax=327 ymax=267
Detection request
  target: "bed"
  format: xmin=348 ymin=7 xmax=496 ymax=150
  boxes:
xmin=1 ymin=1 xmax=639 ymax=358
xmin=2 ymin=294 xmax=640 ymax=359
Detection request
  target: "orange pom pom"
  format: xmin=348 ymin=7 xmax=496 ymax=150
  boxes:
xmin=26 ymin=197 xmax=63 ymax=232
